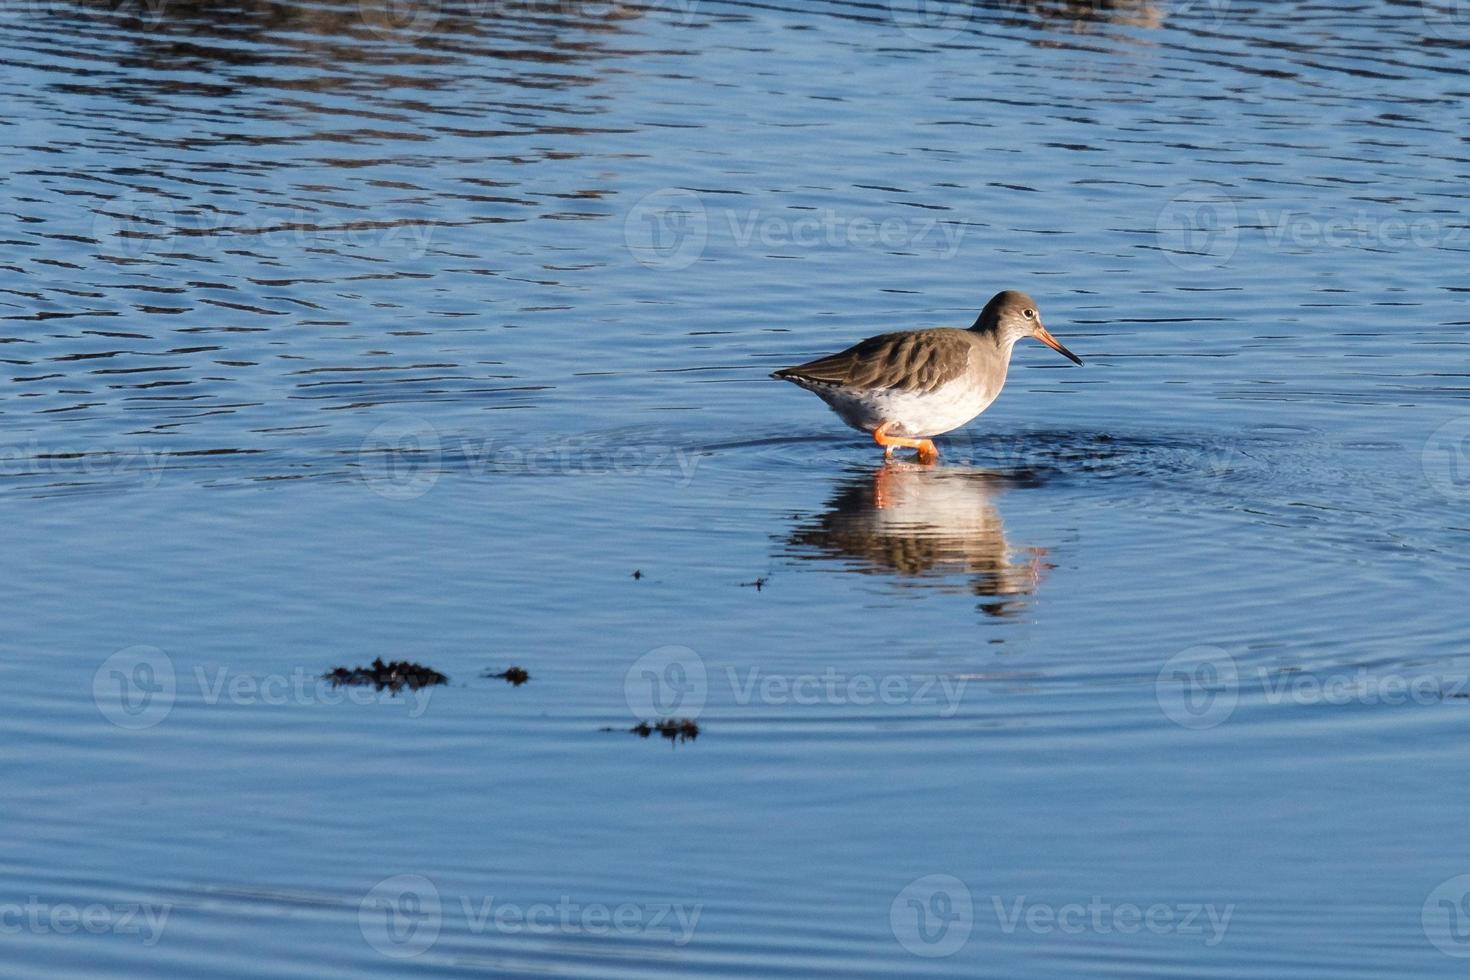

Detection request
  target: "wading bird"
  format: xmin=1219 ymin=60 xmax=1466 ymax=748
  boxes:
xmin=772 ymin=290 xmax=1083 ymax=463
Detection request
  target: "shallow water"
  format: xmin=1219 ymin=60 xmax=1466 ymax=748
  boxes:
xmin=4 ymin=0 xmax=1470 ymax=975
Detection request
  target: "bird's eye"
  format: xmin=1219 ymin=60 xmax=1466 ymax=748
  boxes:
xmin=1023 ymin=309 xmax=1035 ymax=319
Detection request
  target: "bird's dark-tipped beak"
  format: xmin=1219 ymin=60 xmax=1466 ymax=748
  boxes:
xmin=1034 ymin=324 xmax=1083 ymax=366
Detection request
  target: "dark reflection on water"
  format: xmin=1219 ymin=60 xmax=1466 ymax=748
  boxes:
xmin=783 ymin=463 xmax=1045 ymax=617
xmin=0 ymin=0 xmax=685 ymax=449
xmin=981 ymin=0 xmax=1169 ymax=30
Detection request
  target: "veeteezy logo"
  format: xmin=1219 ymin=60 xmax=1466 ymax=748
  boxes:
xmin=358 ymin=417 xmax=702 ymax=500
xmin=992 ymin=896 xmax=1234 ymax=946
xmin=724 ymin=667 xmax=967 ymax=717
xmin=0 ymin=899 xmax=170 ymax=946
xmin=1157 ymin=644 xmax=1470 ymax=731
xmin=93 ymin=647 xmax=435 ymax=730
xmin=624 ymin=188 xmax=971 ymax=270
xmin=0 ymin=442 xmax=169 ymax=489
xmin=358 ymin=875 xmax=701 ymax=959
xmin=623 ymin=646 xmax=969 ymax=721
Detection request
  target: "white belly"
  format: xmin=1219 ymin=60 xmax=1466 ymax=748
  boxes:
xmin=811 ymin=374 xmax=1000 ymax=438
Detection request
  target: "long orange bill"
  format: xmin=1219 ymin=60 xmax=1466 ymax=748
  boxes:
xmin=1035 ymin=325 xmax=1083 ymax=366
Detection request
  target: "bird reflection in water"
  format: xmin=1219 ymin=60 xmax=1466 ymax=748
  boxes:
xmin=783 ymin=463 xmax=1050 ymax=618
xmin=992 ymin=0 xmax=1167 ymax=31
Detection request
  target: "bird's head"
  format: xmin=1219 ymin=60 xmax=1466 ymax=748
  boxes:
xmin=971 ymin=289 xmax=1083 ymax=366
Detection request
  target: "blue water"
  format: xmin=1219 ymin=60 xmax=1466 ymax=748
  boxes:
xmin=4 ymin=1 xmax=1470 ymax=975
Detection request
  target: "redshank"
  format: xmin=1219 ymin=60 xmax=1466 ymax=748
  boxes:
xmin=771 ymin=290 xmax=1082 ymax=463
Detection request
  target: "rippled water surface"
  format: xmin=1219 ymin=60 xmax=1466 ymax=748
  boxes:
xmin=4 ymin=1 xmax=1470 ymax=975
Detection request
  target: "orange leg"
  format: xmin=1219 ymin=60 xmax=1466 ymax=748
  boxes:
xmin=872 ymin=423 xmax=938 ymax=464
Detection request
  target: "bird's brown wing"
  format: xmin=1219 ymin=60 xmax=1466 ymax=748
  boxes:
xmin=772 ymin=329 xmax=972 ymax=394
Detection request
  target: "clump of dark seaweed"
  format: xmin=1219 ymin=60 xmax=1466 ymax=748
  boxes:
xmin=483 ymin=666 xmax=530 ymax=686
xmin=324 ymin=658 xmax=447 ymax=694
xmin=629 ymin=718 xmax=699 ymax=743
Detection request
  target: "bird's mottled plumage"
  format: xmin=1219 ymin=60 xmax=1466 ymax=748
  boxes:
xmin=771 ymin=290 xmax=1082 ymax=462
xmin=771 ymin=328 xmax=975 ymax=394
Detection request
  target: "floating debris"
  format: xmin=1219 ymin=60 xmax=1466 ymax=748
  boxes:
xmin=483 ymin=666 xmax=530 ymax=686
xmin=628 ymin=718 xmax=699 ymax=743
xmin=323 ymin=658 xmax=447 ymax=694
